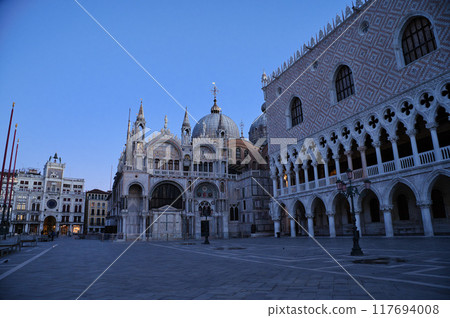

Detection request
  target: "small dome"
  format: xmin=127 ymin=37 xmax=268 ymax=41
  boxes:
xmin=249 ymin=104 xmax=267 ymax=144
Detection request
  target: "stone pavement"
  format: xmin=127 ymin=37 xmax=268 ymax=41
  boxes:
xmin=0 ymin=236 xmax=449 ymax=300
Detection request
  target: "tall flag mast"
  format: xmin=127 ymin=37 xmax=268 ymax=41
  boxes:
xmin=0 ymin=102 xmax=14 ymax=232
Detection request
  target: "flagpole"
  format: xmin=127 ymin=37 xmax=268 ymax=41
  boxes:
xmin=0 ymin=103 xmax=14 ymax=230
xmin=2 ymin=124 xmax=17 ymax=239
xmin=6 ymin=139 xmax=19 ymax=236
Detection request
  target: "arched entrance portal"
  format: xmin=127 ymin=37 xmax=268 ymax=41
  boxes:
xmin=43 ymin=216 xmax=56 ymax=235
xmin=389 ymin=182 xmax=422 ymax=235
xmin=150 ymin=182 xmax=184 ymax=240
xmin=279 ymin=203 xmax=290 ymax=236
xmin=429 ymin=175 xmax=450 ymax=234
xmin=127 ymin=184 xmax=143 ymax=236
xmin=293 ymin=201 xmax=307 ymax=236
xmin=334 ymin=193 xmax=352 ymax=236
xmin=359 ymin=189 xmax=384 ymax=235
xmin=312 ymin=197 xmax=328 ymax=236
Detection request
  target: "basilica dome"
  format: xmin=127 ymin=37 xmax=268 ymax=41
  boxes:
xmin=192 ymin=99 xmax=240 ymax=139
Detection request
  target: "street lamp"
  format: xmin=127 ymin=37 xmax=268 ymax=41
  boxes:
xmin=336 ymin=169 xmax=371 ymax=256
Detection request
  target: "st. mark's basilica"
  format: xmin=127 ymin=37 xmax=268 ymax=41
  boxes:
xmin=106 ymin=88 xmax=273 ymax=240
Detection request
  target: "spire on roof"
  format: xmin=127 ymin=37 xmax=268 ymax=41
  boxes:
xmin=182 ymin=107 xmax=190 ymax=128
xmin=137 ymin=98 xmax=145 ymax=120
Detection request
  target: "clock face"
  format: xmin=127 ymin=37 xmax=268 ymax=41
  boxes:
xmin=47 ymin=199 xmax=57 ymax=209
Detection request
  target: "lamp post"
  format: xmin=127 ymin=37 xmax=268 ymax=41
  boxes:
xmin=336 ymin=169 xmax=371 ymax=256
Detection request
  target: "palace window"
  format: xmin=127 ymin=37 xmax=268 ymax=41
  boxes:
xmin=335 ymin=65 xmax=354 ymax=102
xmin=230 ymin=206 xmax=239 ymax=221
xmin=290 ymin=97 xmax=303 ymax=127
xmin=402 ymin=16 xmax=436 ymax=65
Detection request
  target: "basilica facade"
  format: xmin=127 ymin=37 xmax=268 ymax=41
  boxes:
xmin=262 ymin=0 xmax=450 ymax=238
xmin=107 ymin=95 xmax=273 ymax=240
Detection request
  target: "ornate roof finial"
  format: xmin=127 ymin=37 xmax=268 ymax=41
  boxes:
xmin=210 ymin=82 xmax=221 ymax=113
xmin=164 ymin=115 xmax=168 ymax=129
xmin=182 ymin=107 xmax=190 ymax=128
xmin=240 ymin=120 xmax=244 ymax=138
xmin=138 ymin=98 xmax=145 ymax=119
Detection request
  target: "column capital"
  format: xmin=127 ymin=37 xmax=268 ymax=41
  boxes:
xmin=294 ymin=165 xmax=300 ymax=173
xmin=357 ymin=146 xmax=366 ymax=152
xmin=306 ymin=214 xmax=314 ymax=219
xmin=388 ymin=136 xmax=398 ymax=143
xmin=426 ymin=121 xmax=438 ymax=130
xmin=406 ymin=129 xmax=417 ymax=137
xmin=417 ymin=200 xmax=432 ymax=208
xmin=311 ymin=161 xmax=318 ymax=167
xmin=326 ymin=211 xmax=335 ymax=216
xmin=332 ymin=154 xmax=340 ymax=160
xmin=380 ymin=205 xmax=394 ymax=212
xmin=372 ymin=141 xmax=381 ymax=148
xmin=344 ymin=150 xmax=353 ymax=156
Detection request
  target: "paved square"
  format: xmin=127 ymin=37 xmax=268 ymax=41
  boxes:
xmin=1 ymin=236 xmax=449 ymax=300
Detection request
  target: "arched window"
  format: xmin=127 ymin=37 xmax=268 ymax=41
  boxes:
xmin=431 ymin=189 xmax=446 ymax=218
xmin=335 ymin=65 xmax=354 ymax=102
xmin=290 ymin=97 xmax=303 ymax=127
xmin=236 ymin=148 xmax=241 ymax=159
xmin=150 ymin=183 xmax=183 ymax=209
xmin=402 ymin=16 xmax=436 ymax=65
xmin=397 ymin=194 xmax=410 ymax=220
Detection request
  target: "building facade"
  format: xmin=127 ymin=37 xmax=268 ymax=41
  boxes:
xmin=85 ymin=189 xmax=110 ymax=233
xmin=262 ymin=0 xmax=450 ymax=237
xmin=9 ymin=154 xmax=85 ymax=235
xmin=108 ymin=95 xmax=273 ymax=240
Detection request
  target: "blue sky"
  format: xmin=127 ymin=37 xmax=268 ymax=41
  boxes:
xmin=0 ymin=0 xmax=352 ymax=190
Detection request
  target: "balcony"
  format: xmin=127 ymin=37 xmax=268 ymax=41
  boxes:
xmin=274 ymin=145 xmax=450 ymax=197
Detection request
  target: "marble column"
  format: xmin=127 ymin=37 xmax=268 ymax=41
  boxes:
xmin=327 ymin=212 xmax=336 ymax=238
xmin=312 ymin=162 xmax=319 ymax=188
xmin=271 ymin=175 xmax=277 ymax=196
xmin=373 ymin=141 xmax=383 ymax=174
xmin=142 ymin=215 xmax=147 ymax=240
xmin=358 ymin=146 xmax=368 ymax=178
xmin=223 ymin=214 xmax=229 ymax=239
xmin=307 ymin=216 xmax=314 ymax=237
xmin=382 ymin=206 xmax=394 ymax=237
xmin=333 ymin=154 xmax=341 ymax=178
xmin=303 ymin=166 xmax=309 ymax=190
xmin=345 ymin=150 xmax=353 ymax=171
xmin=274 ymin=219 xmax=281 ymax=237
xmin=407 ymin=129 xmax=420 ymax=166
xmin=287 ymin=172 xmax=292 ymax=193
xmin=389 ymin=136 xmax=401 ymax=170
xmin=427 ymin=123 xmax=442 ymax=161
xmin=418 ymin=202 xmax=434 ymax=237
xmin=290 ymin=218 xmax=296 ymax=237
xmin=324 ymin=159 xmax=330 ymax=185
xmin=294 ymin=167 xmax=300 ymax=192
